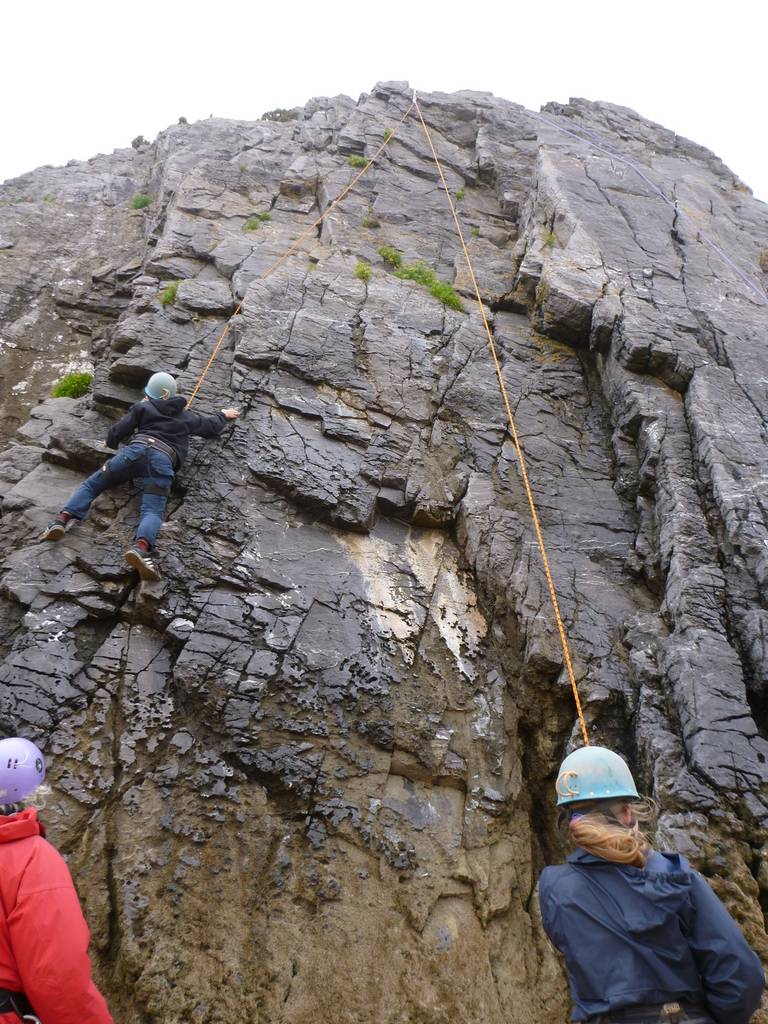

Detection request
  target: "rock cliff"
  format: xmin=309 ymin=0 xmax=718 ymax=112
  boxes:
xmin=1 ymin=81 xmax=767 ymax=1022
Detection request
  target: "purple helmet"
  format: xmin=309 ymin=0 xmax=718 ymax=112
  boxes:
xmin=0 ymin=738 xmax=46 ymax=803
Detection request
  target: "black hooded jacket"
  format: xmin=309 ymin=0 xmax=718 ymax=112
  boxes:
xmin=106 ymin=397 xmax=227 ymax=467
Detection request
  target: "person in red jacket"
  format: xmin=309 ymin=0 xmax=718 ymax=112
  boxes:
xmin=0 ymin=737 xmax=113 ymax=1024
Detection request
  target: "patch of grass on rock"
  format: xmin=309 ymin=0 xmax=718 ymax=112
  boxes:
xmin=378 ymin=247 xmax=464 ymax=312
xmin=426 ymin=278 xmax=464 ymax=312
xmin=244 ymin=211 xmax=272 ymax=231
xmin=159 ymin=280 xmax=180 ymax=306
xmin=377 ymin=245 xmax=403 ymax=269
xmin=130 ymin=194 xmax=152 ymax=210
xmin=262 ymin=108 xmax=300 ymax=123
xmin=51 ymin=372 xmax=92 ymax=398
xmin=355 ymin=261 xmax=372 ymax=283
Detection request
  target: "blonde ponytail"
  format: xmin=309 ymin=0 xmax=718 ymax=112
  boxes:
xmin=568 ymin=799 xmax=656 ymax=867
xmin=0 ymin=783 xmax=52 ymax=817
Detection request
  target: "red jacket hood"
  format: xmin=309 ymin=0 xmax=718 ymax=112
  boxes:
xmin=0 ymin=807 xmax=44 ymax=842
xmin=0 ymin=808 xmax=113 ymax=1022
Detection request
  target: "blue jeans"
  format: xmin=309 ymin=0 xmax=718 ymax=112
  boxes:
xmin=63 ymin=443 xmax=175 ymax=549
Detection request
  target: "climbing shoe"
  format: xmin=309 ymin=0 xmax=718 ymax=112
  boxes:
xmin=41 ymin=515 xmax=72 ymax=542
xmin=124 ymin=546 xmax=161 ymax=581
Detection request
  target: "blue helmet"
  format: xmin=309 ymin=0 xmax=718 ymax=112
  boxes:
xmin=555 ymin=745 xmax=639 ymax=806
xmin=144 ymin=372 xmax=177 ymax=400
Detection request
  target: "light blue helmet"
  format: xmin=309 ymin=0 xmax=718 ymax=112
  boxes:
xmin=555 ymin=745 xmax=639 ymax=806
xmin=144 ymin=371 xmax=177 ymax=400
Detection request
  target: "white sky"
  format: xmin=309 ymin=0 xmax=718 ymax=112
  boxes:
xmin=3 ymin=1 xmax=767 ymax=203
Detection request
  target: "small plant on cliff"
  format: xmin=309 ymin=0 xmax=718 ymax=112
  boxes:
xmin=471 ymin=226 xmax=480 ymax=238
xmin=544 ymin=230 xmax=557 ymax=248
xmin=158 ymin=280 xmax=180 ymax=306
xmin=262 ymin=108 xmax=300 ymax=123
xmin=377 ymin=245 xmax=403 ymax=269
xmin=355 ymin=261 xmax=372 ymax=283
xmin=244 ymin=211 xmax=271 ymax=231
xmin=362 ymin=205 xmax=380 ymax=229
xmin=347 ymin=155 xmax=370 ymax=169
xmin=456 ymin=188 xmax=465 ymax=202
xmin=378 ymin=247 xmax=464 ymax=312
xmin=383 ymin=128 xmax=393 ymax=142
xmin=130 ymin=194 xmax=152 ymax=210
xmin=393 ymin=261 xmax=434 ymax=288
xmin=428 ymin=279 xmax=464 ymax=312
xmin=51 ymin=372 xmax=92 ymax=399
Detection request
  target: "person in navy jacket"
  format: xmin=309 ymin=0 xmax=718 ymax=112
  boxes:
xmin=539 ymin=746 xmax=765 ymax=1024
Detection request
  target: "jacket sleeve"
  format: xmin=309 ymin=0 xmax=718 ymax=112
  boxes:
xmin=8 ymin=843 xmax=114 ymax=1024
xmin=184 ymin=410 xmax=227 ymax=439
xmin=686 ymin=869 xmax=765 ymax=1024
xmin=106 ymin=402 xmax=142 ymax=450
xmin=538 ymin=868 xmax=564 ymax=948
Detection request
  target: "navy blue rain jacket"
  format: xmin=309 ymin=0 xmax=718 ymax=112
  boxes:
xmin=540 ymin=849 xmax=764 ymax=1023
xmin=106 ymin=397 xmax=227 ymax=467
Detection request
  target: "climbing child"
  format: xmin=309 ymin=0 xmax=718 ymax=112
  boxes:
xmin=42 ymin=371 xmax=240 ymax=581
xmin=539 ymin=745 xmax=764 ymax=1024
xmin=0 ymin=736 xmax=115 ymax=1024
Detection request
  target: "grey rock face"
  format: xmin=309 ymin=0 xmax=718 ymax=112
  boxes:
xmin=1 ymin=83 xmax=767 ymax=1023
xmin=0 ymin=147 xmax=150 ymax=440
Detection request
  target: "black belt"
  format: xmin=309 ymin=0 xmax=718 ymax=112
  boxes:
xmin=131 ymin=434 xmax=179 ymax=468
xmin=588 ymin=1001 xmax=709 ymax=1023
xmin=0 ymin=989 xmax=40 ymax=1022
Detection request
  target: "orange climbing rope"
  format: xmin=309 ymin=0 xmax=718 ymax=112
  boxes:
xmin=412 ymin=96 xmax=590 ymax=747
xmin=182 ymin=92 xmax=590 ymax=746
xmin=185 ymin=101 xmax=415 ymax=408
